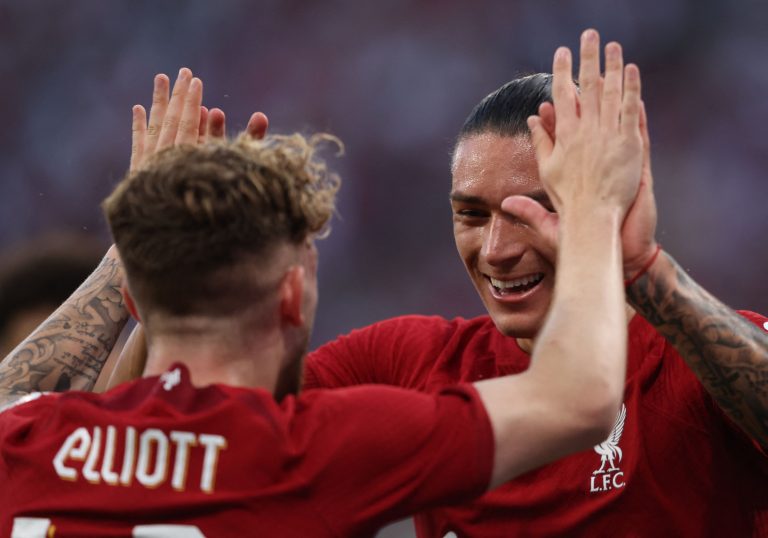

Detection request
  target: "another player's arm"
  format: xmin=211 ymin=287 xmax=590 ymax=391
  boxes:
xmin=0 ymin=70 xmax=201 ymax=405
xmin=0 ymin=247 xmax=128 ymax=404
xmin=627 ymin=253 xmax=768 ymax=447
xmin=105 ymin=324 xmax=148 ymax=389
xmin=477 ymin=32 xmax=642 ymax=487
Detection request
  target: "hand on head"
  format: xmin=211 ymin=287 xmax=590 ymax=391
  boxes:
xmin=514 ymin=29 xmax=643 ymax=219
xmin=502 ymin=29 xmax=659 ymax=274
xmin=130 ymin=68 xmax=269 ymax=172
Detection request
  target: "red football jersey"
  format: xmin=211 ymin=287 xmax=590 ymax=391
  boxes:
xmin=306 ymin=311 xmax=768 ymax=537
xmin=0 ymin=364 xmax=493 ymax=537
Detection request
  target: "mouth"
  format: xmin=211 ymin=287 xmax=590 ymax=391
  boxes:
xmin=485 ymin=272 xmax=545 ymax=301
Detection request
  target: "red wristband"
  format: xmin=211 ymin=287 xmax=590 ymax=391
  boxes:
xmin=624 ymin=244 xmax=662 ymax=288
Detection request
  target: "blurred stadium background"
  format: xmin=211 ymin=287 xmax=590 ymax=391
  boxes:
xmin=1 ymin=1 xmax=766 ymax=535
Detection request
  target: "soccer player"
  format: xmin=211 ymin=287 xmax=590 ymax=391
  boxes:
xmin=305 ymin=39 xmax=768 ymax=536
xmin=0 ymin=34 xmax=642 ymax=536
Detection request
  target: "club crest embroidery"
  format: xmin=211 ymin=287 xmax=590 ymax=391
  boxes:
xmin=589 ymin=403 xmax=626 ymax=493
xmin=160 ymin=368 xmax=181 ymax=391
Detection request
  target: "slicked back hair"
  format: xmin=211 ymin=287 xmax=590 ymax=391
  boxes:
xmin=458 ymin=73 xmax=553 ymax=140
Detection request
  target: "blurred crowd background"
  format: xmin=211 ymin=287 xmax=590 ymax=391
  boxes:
xmin=1 ymin=1 xmax=766 ymax=534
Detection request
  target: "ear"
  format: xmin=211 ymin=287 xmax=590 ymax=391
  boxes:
xmin=279 ymin=265 xmax=305 ymax=327
xmin=122 ymin=285 xmax=141 ymax=322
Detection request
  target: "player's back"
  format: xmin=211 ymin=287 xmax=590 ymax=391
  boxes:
xmin=1 ymin=364 xmax=333 ymax=536
xmin=0 ymin=363 xmax=494 ymax=537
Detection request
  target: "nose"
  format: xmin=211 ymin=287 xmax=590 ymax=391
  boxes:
xmin=481 ymin=213 xmax=527 ymax=267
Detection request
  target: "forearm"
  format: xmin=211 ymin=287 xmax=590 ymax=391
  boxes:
xmin=534 ymin=209 xmax=627 ymax=415
xmin=105 ymin=324 xmax=147 ymax=390
xmin=627 ymin=250 xmax=768 ymax=445
xmin=0 ymin=247 xmax=130 ymax=395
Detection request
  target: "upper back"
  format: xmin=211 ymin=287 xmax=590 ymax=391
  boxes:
xmin=0 ymin=363 xmax=493 ymax=537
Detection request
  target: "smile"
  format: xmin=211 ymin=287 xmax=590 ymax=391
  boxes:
xmin=486 ymin=273 xmax=545 ymax=298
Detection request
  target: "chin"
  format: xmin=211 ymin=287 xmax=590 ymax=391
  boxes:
xmin=487 ymin=307 xmax=547 ymax=339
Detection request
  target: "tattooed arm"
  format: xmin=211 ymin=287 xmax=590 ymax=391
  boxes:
xmin=0 ymin=247 xmax=129 ymax=407
xmin=627 ymin=250 xmax=768 ymax=447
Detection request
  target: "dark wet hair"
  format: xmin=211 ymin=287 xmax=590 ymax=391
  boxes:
xmin=458 ymin=73 xmax=553 ymax=139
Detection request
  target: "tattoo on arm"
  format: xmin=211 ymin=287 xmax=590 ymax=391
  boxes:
xmin=0 ymin=254 xmax=129 ymax=396
xmin=627 ymin=251 xmax=768 ymax=446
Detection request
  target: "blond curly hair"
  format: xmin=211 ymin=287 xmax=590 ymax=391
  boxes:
xmin=103 ymin=132 xmax=341 ymax=316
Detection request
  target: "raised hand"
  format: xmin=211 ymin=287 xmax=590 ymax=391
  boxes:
xmin=620 ymin=102 xmax=658 ymax=278
xmin=502 ymin=34 xmax=657 ymax=276
xmin=130 ymin=68 xmax=203 ymax=171
xmin=515 ymin=30 xmax=643 ymax=221
xmin=129 ymin=68 xmax=270 ymax=172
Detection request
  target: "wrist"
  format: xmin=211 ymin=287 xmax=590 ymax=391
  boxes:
xmin=559 ymin=205 xmax=623 ymax=243
xmin=624 ymin=243 xmax=662 ymax=288
xmin=560 ymin=203 xmax=624 ymax=228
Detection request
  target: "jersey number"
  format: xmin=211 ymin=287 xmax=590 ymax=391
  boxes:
xmin=12 ymin=518 xmax=206 ymax=537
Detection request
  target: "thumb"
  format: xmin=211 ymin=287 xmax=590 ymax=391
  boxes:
xmin=501 ymin=195 xmax=550 ymax=231
xmin=501 ymin=195 xmax=559 ymax=263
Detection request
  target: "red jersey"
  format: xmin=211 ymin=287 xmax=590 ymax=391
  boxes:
xmin=0 ymin=364 xmax=493 ymax=537
xmin=306 ymin=311 xmax=768 ymax=537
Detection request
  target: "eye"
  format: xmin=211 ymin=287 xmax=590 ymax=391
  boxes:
xmin=454 ymin=207 xmax=490 ymax=222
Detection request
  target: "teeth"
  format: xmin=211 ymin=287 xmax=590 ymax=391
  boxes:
xmin=490 ymin=274 xmax=542 ymax=289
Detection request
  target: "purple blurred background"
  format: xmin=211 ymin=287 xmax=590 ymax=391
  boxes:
xmin=1 ymin=1 xmax=766 ymax=533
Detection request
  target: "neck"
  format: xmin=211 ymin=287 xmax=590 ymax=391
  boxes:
xmin=142 ymin=316 xmax=283 ymax=391
xmin=516 ymin=303 xmax=637 ymax=354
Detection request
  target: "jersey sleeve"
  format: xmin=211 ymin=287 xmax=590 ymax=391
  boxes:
xmin=291 ymin=383 xmax=494 ymax=536
xmin=304 ymin=315 xmax=454 ymax=391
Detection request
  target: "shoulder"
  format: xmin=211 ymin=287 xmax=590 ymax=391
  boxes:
xmin=305 ymin=315 xmax=495 ymax=388
xmin=316 ymin=314 xmax=494 ymax=350
xmin=0 ymin=391 xmax=53 ymax=416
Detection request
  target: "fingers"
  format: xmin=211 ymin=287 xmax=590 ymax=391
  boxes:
xmin=198 ymin=106 xmax=209 ymax=143
xmin=156 ymin=68 xmax=193 ymax=149
xmin=145 ymin=74 xmax=170 ymax=153
xmin=175 ymin=77 xmax=203 ymax=145
xmin=538 ymin=102 xmax=556 ymax=140
xmin=577 ymin=29 xmax=601 ymax=123
xmin=552 ymin=47 xmax=578 ymax=138
xmin=620 ymin=64 xmax=642 ymax=138
xmin=500 ymin=195 xmax=559 ymax=262
xmin=130 ymin=105 xmax=147 ymax=171
xmin=639 ymin=101 xmax=654 ymax=189
xmin=600 ymin=42 xmax=624 ymax=131
xmin=501 ymin=195 xmax=550 ymax=226
xmin=527 ymin=115 xmax=554 ymax=162
xmin=247 ymin=112 xmax=269 ymax=140
xmin=207 ymin=108 xmax=226 ymax=139
xmin=639 ymin=101 xmax=651 ymax=162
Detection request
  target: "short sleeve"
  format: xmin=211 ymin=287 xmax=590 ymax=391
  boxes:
xmin=290 ymin=384 xmax=494 ymax=536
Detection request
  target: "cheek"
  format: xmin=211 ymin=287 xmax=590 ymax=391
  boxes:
xmin=453 ymin=225 xmax=482 ymax=261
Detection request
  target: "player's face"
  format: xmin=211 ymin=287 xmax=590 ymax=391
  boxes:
xmin=451 ymin=133 xmax=555 ymax=338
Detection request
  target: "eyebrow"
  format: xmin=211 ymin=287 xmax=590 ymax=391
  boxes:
xmin=449 ymin=189 xmax=551 ymax=205
xmin=449 ymin=192 xmax=487 ymax=205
